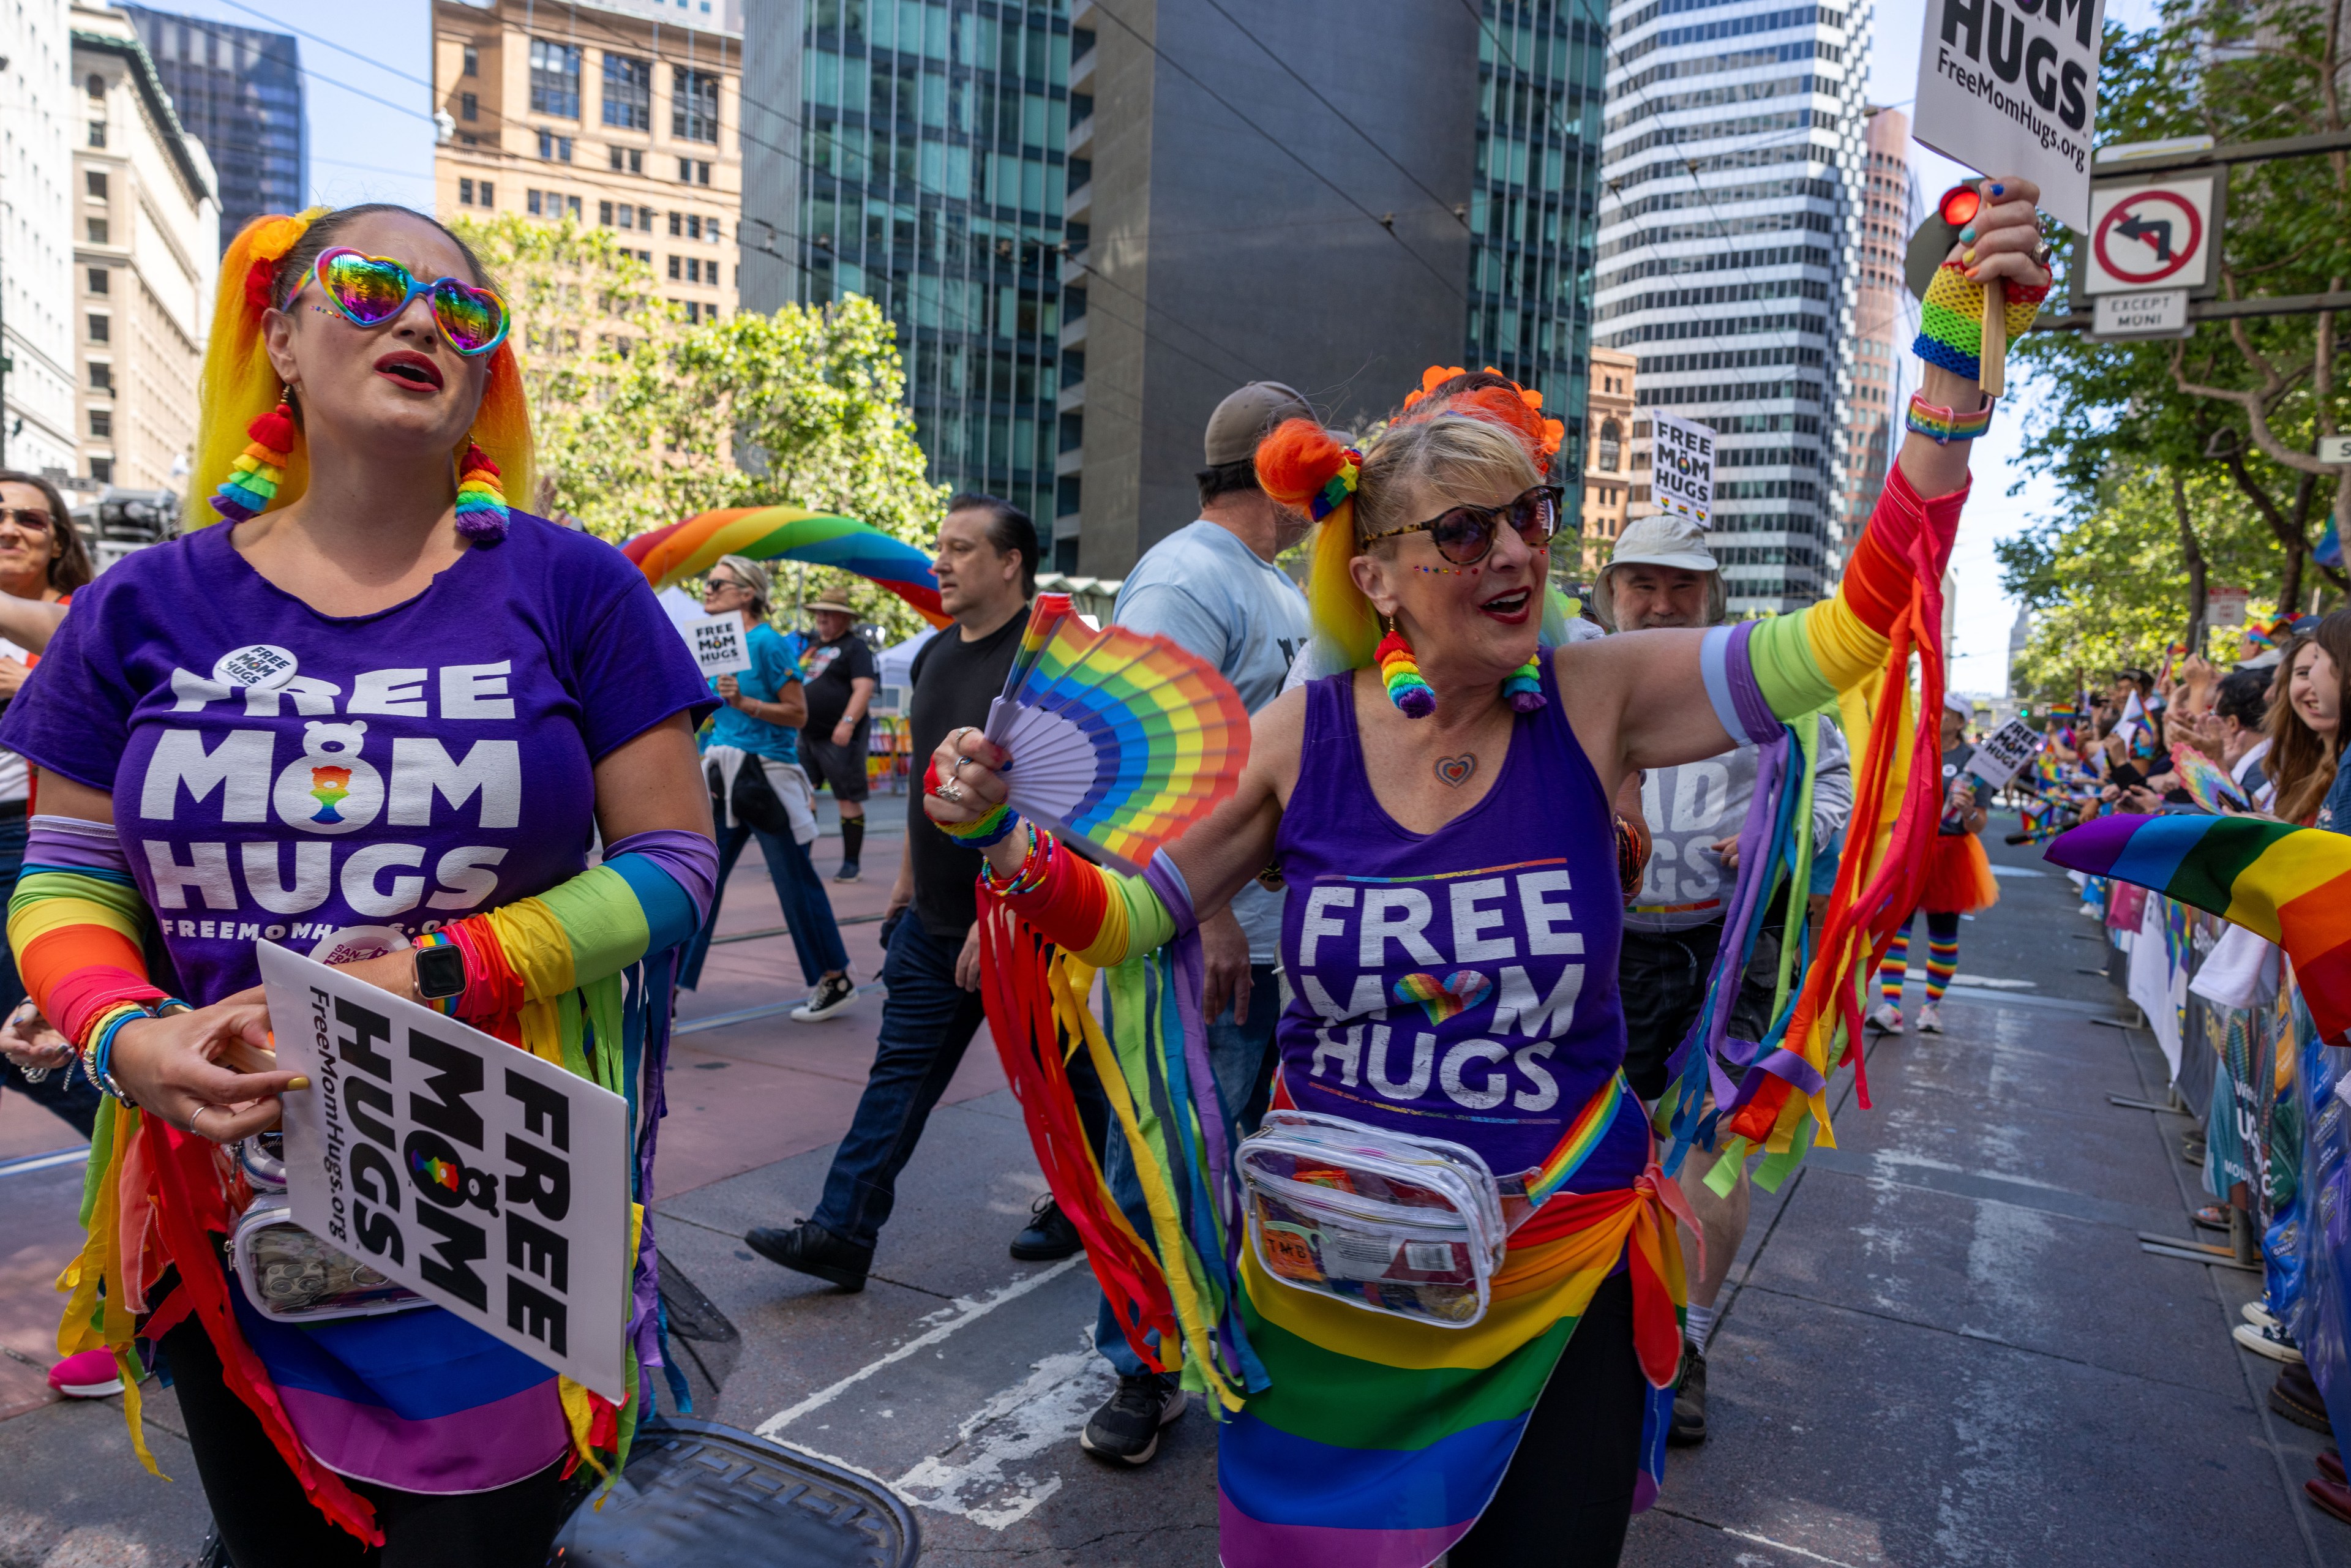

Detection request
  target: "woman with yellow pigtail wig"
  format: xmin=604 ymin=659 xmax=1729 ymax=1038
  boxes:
xmin=0 ymin=206 xmax=720 ymax=1559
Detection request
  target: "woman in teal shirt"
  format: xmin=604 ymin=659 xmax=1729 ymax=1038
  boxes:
xmin=681 ymin=555 xmax=857 ymax=1020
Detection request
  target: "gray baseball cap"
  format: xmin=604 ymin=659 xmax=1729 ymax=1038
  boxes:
xmin=1606 ymin=511 xmax=1717 ymax=574
xmin=1204 ymin=381 xmax=1315 ymax=466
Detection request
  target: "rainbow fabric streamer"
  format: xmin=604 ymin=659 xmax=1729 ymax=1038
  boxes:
xmin=979 ymin=594 xmax=1251 ymax=874
xmin=2042 ymin=814 xmax=2351 ymax=1041
xmin=2169 ymin=743 xmax=2249 ymax=816
xmin=1524 ymin=1071 xmax=1644 ymax=1206
xmin=623 ymin=507 xmax=947 ymax=626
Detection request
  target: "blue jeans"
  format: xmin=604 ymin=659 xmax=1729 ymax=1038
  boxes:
xmin=678 ymin=819 xmax=849 ymax=990
xmin=1094 ymin=963 xmax=1280 ymax=1377
xmin=0 ymin=812 xmax=99 ymax=1140
xmin=811 ymin=917 xmax=988 ymax=1251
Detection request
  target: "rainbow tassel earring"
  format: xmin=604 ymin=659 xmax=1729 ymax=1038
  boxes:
xmin=453 ymin=441 xmax=510 ymax=544
xmin=1502 ymin=656 xmax=1546 ymax=712
xmin=1376 ymin=618 xmax=1436 ymax=718
xmin=209 ymin=400 xmax=296 ymax=522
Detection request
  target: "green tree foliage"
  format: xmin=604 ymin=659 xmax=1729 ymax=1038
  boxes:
xmin=449 ymin=213 xmax=947 ymax=640
xmin=2008 ymin=0 xmax=2351 ymax=647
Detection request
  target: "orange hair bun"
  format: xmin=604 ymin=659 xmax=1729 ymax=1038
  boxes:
xmin=1253 ymin=417 xmax=1349 ymax=511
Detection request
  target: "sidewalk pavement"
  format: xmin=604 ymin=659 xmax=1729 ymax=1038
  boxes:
xmin=2 ymin=809 xmax=2347 ymax=1566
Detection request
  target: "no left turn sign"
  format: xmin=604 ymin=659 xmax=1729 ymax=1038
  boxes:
xmin=2085 ymin=178 xmax=2216 ymax=295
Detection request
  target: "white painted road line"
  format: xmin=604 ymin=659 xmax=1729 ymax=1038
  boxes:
xmin=752 ymin=1256 xmax=1086 ymax=1438
xmin=0 ymin=1146 xmax=89 ymax=1179
xmin=894 ymin=1327 xmax=1117 ymax=1531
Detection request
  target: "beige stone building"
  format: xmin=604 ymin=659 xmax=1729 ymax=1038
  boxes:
xmin=71 ymin=0 xmax=217 ymax=495
xmin=433 ymin=0 xmax=741 ymax=324
xmin=1577 ymin=345 xmax=1635 ymax=580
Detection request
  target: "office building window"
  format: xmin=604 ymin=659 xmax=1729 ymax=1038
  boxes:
xmin=668 ymin=254 xmax=680 ymax=279
xmin=460 ymin=92 xmax=478 ymax=121
xmin=603 ymin=55 xmax=652 ymax=130
xmin=669 ymin=211 xmax=681 ymax=237
xmin=89 ymin=458 xmax=112 ymax=485
xmin=1598 ymin=420 xmax=1621 ymax=470
xmin=479 ymin=181 xmax=495 ymax=206
xmin=530 ymin=39 xmax=581 ymax=118
xmin=673 ymin=67 xmax=719 ymax=142
xmin=88 ymin=121 xmax=105 ymax=148
xmin=460 ymin=178 xmax=476 ymax=204
xmin=462 ymin=44 xmax=479 ymax=77
xmin=86 ymin=267 xmax=107 ymax=294
xmin=86 ymin=170 xmax=107 ymax=199
xmin=90 ymin=362 xmax=111 ymax=391
xmin=85 ymin=72 xmax=102 ymax=99
xmin=87 ymin=313 xmax=108 ymax=342
xmin=599 ymin=200 xmax=613 ymax=226
xmin=610 ymin=146 xmax=643 ymax=175
xmin=538 ymin=130 xmax=572 ymax=162
xmin=89 ymin=409 xmax=111 ymax=439
xmin=638 ymin=206 xmax=653 ymax=230
xmin=86 ymin=218 xmax=107 ymax=244
xmin=707 ymin=219 xmax=721 ymax=244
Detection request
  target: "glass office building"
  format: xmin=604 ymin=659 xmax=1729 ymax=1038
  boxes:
xmin=744 ymin=0 xmax=1071 ymax=533
xmin=121 ymin=6 xmax=305 ymax=253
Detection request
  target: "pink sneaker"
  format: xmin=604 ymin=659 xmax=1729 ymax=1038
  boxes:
xmin=47 ymin=1347 xmax=123 ymax=1398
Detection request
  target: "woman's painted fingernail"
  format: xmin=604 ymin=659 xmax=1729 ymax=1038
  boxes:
xmin=287 ymin=1075 xmax=311 ymax=1090
xmin=1990 ymin=182 xmax=2005 ymax=196
xmin=1963 ymin=248 xmax=1976 ymax=264
xmin=1959 ymin=226 xmax=1976 ymax=241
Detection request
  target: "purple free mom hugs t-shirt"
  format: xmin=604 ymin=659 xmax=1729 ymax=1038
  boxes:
xmin=1 ymin=513 xmax=713 ymax=1005
xmin=0 ymin=513 xmax=714 ymax=1493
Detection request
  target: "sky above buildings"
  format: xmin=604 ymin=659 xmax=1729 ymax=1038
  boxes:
xmin=196 ymin=0 xmax=2166 ymax=694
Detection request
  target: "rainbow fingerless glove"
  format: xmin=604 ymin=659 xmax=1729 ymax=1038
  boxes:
xmin=1913 ymin=262 xmax=2050 ymax=381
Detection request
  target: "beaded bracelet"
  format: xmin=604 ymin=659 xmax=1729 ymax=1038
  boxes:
xmin=1904 ymin=391 xmax=1995 ymax=445
xmin=977 ymin=819 xmax=1057 ymax=897
xmin=939 ymin=799 xmax=1022 ymax=849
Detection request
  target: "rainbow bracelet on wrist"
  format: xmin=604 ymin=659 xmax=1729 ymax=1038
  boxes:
xmin=939 ymin=800 xmax=1022 ymax=850
xmin=1905 ymin=391 xmax=1994 ymax=445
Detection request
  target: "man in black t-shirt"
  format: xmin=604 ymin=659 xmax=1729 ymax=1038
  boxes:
xmin=748 ymin=494 xmax=1038 ymax=1291
xmin=798 ymin=596 xmax=880 ymax=882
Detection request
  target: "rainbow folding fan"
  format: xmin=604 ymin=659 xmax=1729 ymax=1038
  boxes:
xmin=981 ymin=595 xmax=1252 ymax=874
xmin=2169 ymin=742 xmax=2250 ymax=816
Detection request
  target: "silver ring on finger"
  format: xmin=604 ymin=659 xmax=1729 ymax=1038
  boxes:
xmin=189 ymin=1103 xmax=214 ymax=1139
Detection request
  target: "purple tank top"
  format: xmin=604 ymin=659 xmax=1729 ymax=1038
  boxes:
xmin=1274 ymin=651 xmax=1645 ymax=1190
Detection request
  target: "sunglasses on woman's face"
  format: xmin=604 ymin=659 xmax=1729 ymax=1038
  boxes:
xmin=0 ymin=508 xmax=54 ymax=534
xmin=1362 ymin=485 xmax=1563 ymax=567
xmin=294 ymin=247 xmax=512 ymax=358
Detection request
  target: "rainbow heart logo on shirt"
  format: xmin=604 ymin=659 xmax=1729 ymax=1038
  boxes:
xmin=1393 ymin=970 xmax=1491 ymax=1026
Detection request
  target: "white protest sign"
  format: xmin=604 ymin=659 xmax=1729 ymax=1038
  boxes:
xmin=1649 ymin=411 xmax=1715 ymax=525
xmin=2207 ymin=585 xmax=2249 ymax=630
xmin=259 ymin=941 xmax=631 ymax=1399
xmin=1913 ymin=0 xmax=2105 ymax=233
xmin=680 ymin=612 xmax=754 ymax=680
xmin=1964 ymin=716 xmax=2045 ymax=788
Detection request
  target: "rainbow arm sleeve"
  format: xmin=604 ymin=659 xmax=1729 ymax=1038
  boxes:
xmin=1703 ymin=463 xmax=1970 ymax=737
xmin=6 ymin=816 xmax=165 ymax=1046
xmin=988 ymin=838 xmax=1181 ymax=968
xmin=451 ymin=828 xmax=718 ymax=1005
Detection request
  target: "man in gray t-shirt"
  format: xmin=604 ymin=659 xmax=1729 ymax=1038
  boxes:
xmin=1076 ymin=380 xmax=1315 ymax=1466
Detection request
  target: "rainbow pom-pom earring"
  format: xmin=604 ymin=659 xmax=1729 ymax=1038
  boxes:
xmin=1502 ymin=656 xmax=1545 ymax=712
xmin=1377 ymin=617 xmax=1437 ymax=718
xmin=209 ymin=400 xmax=297 ymax=522
xmin=453 ymin=441 xmax=510 ymax=543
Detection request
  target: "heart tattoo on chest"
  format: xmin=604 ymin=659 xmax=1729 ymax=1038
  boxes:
xmin=1434 ymin=754 xmax=1477 ymax=788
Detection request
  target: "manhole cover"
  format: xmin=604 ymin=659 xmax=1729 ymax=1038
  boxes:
xmin=551 ymin=1419 xmax=919 ymax=1567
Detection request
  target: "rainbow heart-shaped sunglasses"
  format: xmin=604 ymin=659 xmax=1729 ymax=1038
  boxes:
xmin=293 ymin=246 xmax=511 ymax=357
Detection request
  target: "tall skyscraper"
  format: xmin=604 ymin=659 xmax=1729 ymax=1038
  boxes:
xmin=741 ymin=0 xmax=1072 ymax=541
xmin=1594 ymin=0 xmax=1872 ymax=613
xmin=0 ymin=0 xmax=78 ymax=478
xmin=1834 ymin=104 xmax=1919 ymax=565
xmin=739 ymin=0 xmax=1608 ymax=577
xmin=432 ymin=0 xmax=743 ymax=326
xmin=73 ymin=0 xmax=219 ymax=495
xmin=121 ymin=6 xmax=304 ymax=252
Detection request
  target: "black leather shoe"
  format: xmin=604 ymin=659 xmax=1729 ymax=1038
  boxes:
xmin=745 ymin=1220 xmax=871 ymax=1292
xmin=1668 ymin=1344 xmax=1708 ymax=1446
xmin=1010 ymin=1196 xmax=1084 ymax=1262
xmin=2273 ymin=1360 xmax=2333 ymax=1434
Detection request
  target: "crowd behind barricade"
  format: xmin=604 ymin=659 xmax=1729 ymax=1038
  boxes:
xmin=2008 ymin=613 xmax=2351 ymax=1520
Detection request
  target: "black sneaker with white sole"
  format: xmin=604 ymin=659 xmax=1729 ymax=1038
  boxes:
xmin=1080 ymin=1373 xmax=1187 ymax=1465
xmin=792 ymin=972 xmax=858 ymax=1022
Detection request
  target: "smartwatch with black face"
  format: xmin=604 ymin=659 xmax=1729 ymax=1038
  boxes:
xmin=414 ymin=942 xmax=467 ymax=1003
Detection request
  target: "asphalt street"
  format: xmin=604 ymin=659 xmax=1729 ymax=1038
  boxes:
xmin=0 ymin=807 xmax=2342 ymax=1566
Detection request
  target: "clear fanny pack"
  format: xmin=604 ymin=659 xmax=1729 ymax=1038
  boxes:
xmin=1236 ymin=1109 xmax=1510 ymax=1329
xmin=228 ymin=1135 xmax=426 ymax=1324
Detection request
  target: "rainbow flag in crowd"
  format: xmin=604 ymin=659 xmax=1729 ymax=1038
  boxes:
xmin=2243 ymin=616 xmax=2295 ymax=660
xmin=2043 ymin=814 xmax=2351 ymax=1041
